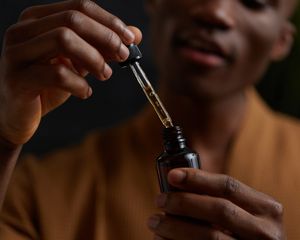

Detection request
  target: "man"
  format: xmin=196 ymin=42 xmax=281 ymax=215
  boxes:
xmin=0 ymin=0 xmax=299 ymax=239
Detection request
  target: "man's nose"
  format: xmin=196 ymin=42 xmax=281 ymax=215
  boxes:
xmin=189 ymin=0 xmax=236 ymax=30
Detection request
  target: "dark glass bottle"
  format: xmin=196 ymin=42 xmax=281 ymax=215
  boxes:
xmin=156 ymin=126 xmax=201 ymax=193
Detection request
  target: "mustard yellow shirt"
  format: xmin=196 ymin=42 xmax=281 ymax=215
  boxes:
xmin=0 ymin=90 xmax=300 ymax=239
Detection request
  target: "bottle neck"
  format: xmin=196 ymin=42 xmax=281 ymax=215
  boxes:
xmin=164 ymin=141 xmax=187 ymax=153
xmin=163 ymin=126 xmax=187 ymax=153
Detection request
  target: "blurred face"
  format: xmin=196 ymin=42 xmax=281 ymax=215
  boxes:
xmin=148 ymin=0 xmax=295 ymax=100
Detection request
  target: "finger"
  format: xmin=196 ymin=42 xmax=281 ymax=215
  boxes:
xmin=72 ymin=60 xmax=89 ymax=77
xmin=148 ymin=214 xmax=235 ymax=240
xmin=8 ymin=27 xmax=112 ymax=80
xmin=19 ymin=0 xmax=69 ymax=20
xmin=168 ymin=168 xmax=283 ymax=218
xmin=50 ymin=57 xmax=89 ymax=78
xmin=20 ymin=64 xmax=92 ymax=100
xmin=19 ymin=0 xmax=136 ymax=44
xmin=128 ymin=26 xmax=143 ymax=45
xmin=6 ymin=11 xmax=130 ymax=62
xmin=156 ymin=192 xmax=280 ymax=240
xmin=50 ymin=57 xmax=87 ymax=77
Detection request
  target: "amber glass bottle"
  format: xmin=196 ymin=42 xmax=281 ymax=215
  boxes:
xmin=156 ymin=126 xmax=201 ymax=193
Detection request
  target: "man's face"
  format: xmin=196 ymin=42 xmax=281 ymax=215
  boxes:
xmin=148 ymin=0 xmax=294 ymax=100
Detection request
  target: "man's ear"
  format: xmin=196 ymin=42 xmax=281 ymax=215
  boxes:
xmin=270 ymin=21 xmax=296 ymax=61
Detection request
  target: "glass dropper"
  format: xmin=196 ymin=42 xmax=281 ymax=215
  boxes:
xmin=120 ymin=44 xmax=173 ymax=128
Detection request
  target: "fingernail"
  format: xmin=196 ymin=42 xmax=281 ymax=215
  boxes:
xmin=123 ymin=28 xmax=135 ymax=42
xmin=169 ymin=169 xmax=186 ymax=183
xmin=86 ymin=87 xmax=93 ymax=98
xmin=101 ymin=63 xmax=112 ymax=80
xmin=156 ymin=194 xmax=167 ymax=208
xmin=147 ymin=215 xmax=160 ymax=229
xmin=118 ymin=44 xmax=130 ymax=61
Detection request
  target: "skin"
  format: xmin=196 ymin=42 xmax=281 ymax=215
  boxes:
xmin=0 ymin=0 xmax=297 ymax=239
xmin=145 ymin=0 xmax=297 ymax=239
xmin=149 ymin=169 xmax=285 ymax=239
xmin=0 ymin=0 xmax=142 ymax=146
xmin=149 ymin=0 xmax=293 ymax=100
xmin=145 ymin=0 xmax=296 ymax=172
xmin=0 ymin=0 xmax=142 ymax=209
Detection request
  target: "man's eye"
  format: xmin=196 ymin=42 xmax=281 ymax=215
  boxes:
xmin=241 ymin=0 xmax=268 ymax=10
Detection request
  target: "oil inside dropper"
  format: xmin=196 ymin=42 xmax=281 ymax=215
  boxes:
xmin=129 ymin=62 xmax=173 ymax=128
xmin=144 ymin=85 xmax=173 ymax=128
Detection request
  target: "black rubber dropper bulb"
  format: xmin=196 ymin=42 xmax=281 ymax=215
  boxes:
xmin=119 ymin=44 xmax=142 ymax=67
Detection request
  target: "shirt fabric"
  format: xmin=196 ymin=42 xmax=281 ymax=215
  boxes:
xmin=0 ymin=89 xmax=300 ymax=239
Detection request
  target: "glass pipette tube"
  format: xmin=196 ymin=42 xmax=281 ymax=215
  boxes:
xmin=129 ymin=62 xmax=174 ymax=128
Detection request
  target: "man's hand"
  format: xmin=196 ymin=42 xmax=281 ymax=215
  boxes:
xmin=0 ymin=0 xmax=142 ymax=145
xmin=148 ymin=168 xmax=284 ymax=240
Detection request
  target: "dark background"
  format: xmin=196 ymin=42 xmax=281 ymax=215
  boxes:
xmin=0 ymin=0 xmax=299 ymax=155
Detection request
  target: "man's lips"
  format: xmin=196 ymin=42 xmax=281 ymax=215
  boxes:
xmin=177 ymin=46 xmax=226 ymax=68
xmin=173 ymin=33 xmax=231 ymax=68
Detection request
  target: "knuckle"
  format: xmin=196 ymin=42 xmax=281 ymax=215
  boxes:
xmin=255 ymin=218 xmax=284 ymax=240
xmin=53 ymin=65 xmax=68 ymax=83
xmin=106 ymin=30 xmax=122 ymax=52
xmin=90 ymin=48 xmax=102 ymax=62
xmin=217 ymin=200 xmax=237 ymax=222
xmin=54 ymin=64 xmax=88 ymax=98
xmin=256 ymin=228 xmax=283 ymax=240
xmin=64 ymin=10 xmax=84 ymax=28
xmin=74 ymin=0 xmax=93 ymax=12
xmin=160 ymin=216 xmax=172 ymax=232
xmin=55 ymin=27 xmax=75 ymax=49
xmin=109 ymin=15 xmax=124 ymax=30
xmin=19 ymin=7 xmax=35 ymax=20
xmin=90 ymin=50 xmax=104 ymax=68
xmin=168 ymin=193 xmax=188 ymax=213
xmin=270 ymin=232 xmax=284 ymax=240
xmin=269 ymin=200 xmax=284 ymax=219
xmin=223 ymin=175 xmax=239 ymax=197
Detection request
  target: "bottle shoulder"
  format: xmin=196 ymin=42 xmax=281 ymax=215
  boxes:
xmin=157 ymin=148 xmax=199 ymax=162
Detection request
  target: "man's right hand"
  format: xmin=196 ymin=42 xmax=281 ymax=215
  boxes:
xmin=0 ymin=0 xmax=142 ymax=146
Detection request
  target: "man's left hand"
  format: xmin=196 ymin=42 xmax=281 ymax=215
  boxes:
xmin=148 ymin=168 xmax=284 ymax=240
